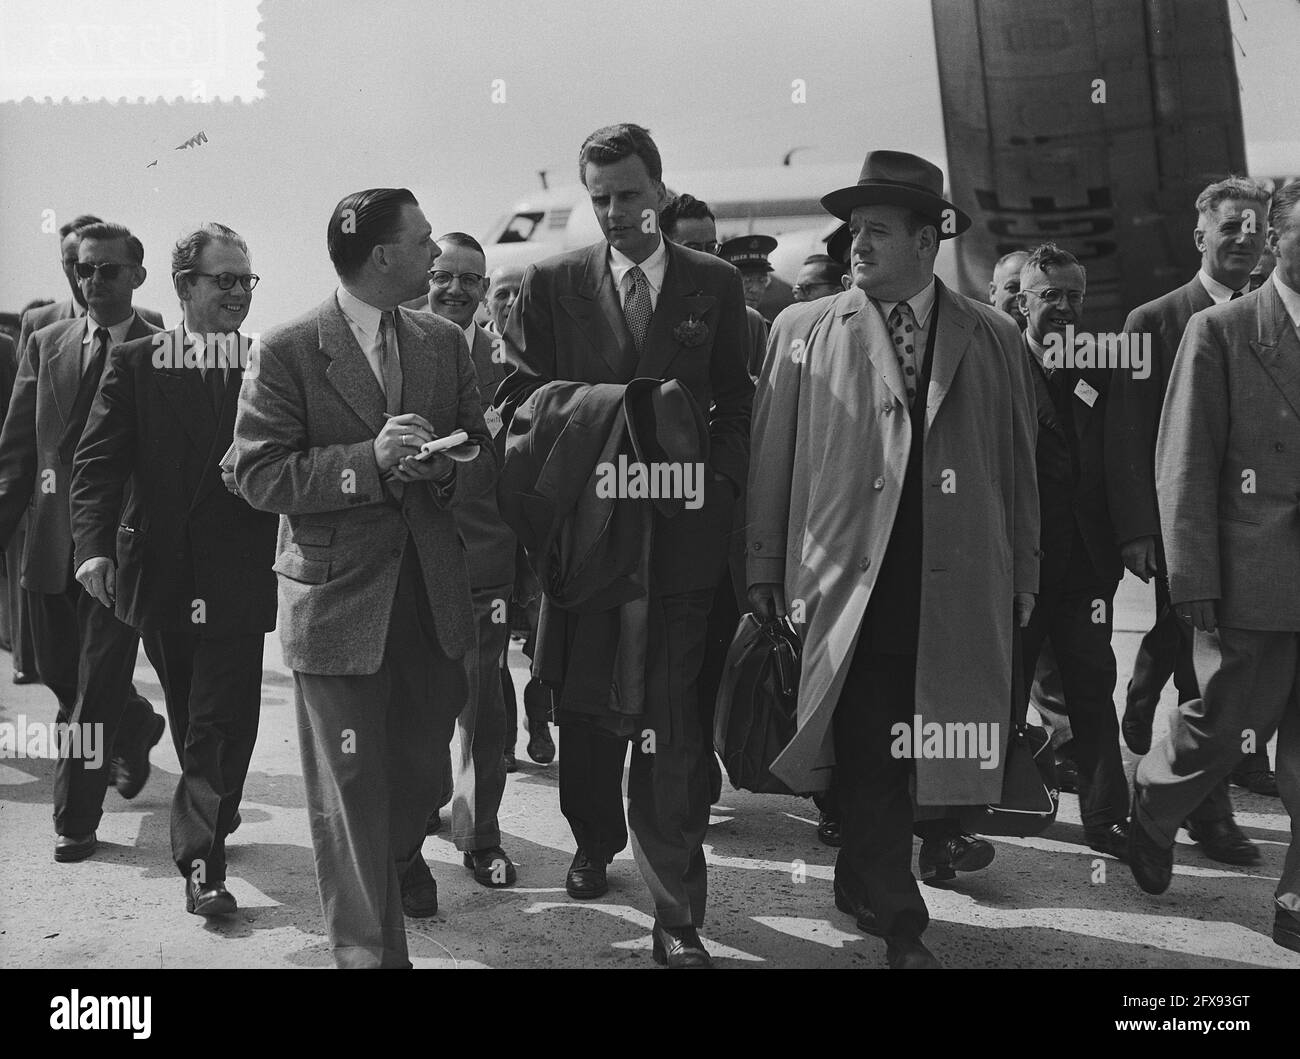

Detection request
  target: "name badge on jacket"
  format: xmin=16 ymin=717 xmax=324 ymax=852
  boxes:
xmin=1073 ymin=378 xmax=1099 ymax=408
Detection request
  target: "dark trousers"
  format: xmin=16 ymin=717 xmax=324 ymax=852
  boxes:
xmin=139 ymin=624 xmax=262 ymax=881
xmin=448 ymin=583 xmax=510 ymax=851
xmin=33 ymin=579 xmax=156 ymax=836
xmin=833 ymin=647 xmax=928 ymax=938
xmin=1136 ymin=626 xmax=1300 ymax=905
xmin=1 ymin=516 xmax=37 ymax=675
xmin=503 ymin=594 xmax=548 ymax=747
xmin=1020 ymin=579 xmax=1129 ymax=827
xmin=1130 ymin=576 xmax=1238 ymax=824
xmin=294 ymin=543 xmax=465 ymax=969
xmin=558 ymin=589 xmax=714 ymax=927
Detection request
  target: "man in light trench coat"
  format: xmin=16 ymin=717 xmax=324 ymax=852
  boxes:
xmin=748 ymin=151 xmax=1040 ymax=969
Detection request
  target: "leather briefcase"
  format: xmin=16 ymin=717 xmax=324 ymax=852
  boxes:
xmin=959 ymin=622 xmax=1059 ymax=837
xmin=713 ymin=614 xmax=801 ymax=796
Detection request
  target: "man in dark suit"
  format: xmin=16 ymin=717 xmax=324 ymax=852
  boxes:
xmin=1106 ymin=177 xmax=1274 ymax=861
xmin=419 ymin=230 xmax=519 ymax=888
xmin=1129 ymin=181 xmax=1300 ymax=956
xmin=1016 ymin=243 xmax=1129 ymax=856
xmin=496 ymin=124 xmax=753 ymax=967
xmin=69 ymin=223 xmax=277 ymax=916
xmin=234 ymin=188 xmax=495 ymax=969
xmin=0 ymin=222 xmax=166 ymax=861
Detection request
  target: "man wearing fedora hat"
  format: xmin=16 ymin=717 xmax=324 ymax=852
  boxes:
xmin=748 ymin=150 xmax=1039 ymax=969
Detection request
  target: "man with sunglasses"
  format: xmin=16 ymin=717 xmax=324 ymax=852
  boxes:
xmin=0 ymin=222 xmax=166 ymax=863
xmin=69 ymin=223 xmax=278 ymax=917
xmin=1016 ymin=243 xmax=1130 ymax=859
xmin=5 ymin=216 xmax=163 ymax=689
xmin=792 ymin=255 xmax=848 ymax=304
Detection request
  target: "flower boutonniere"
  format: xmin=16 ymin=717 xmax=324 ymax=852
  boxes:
xmin=673 ymin=314 xmax=709 ymax=348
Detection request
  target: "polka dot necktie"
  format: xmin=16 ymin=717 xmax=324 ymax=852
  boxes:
xmin=888 ymin=301 xmax=919 ymax=407
xmin=623 ymin=265 xmax=652 ymax=353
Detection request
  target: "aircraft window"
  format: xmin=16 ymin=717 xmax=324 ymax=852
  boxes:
xmin=497 ymin=211 xmax=544 ymax=243
xmin=548 ymin=207 xmax=572 ymax=230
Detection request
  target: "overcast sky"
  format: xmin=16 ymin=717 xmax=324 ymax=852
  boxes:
xmin=1 ymin=0 xmax=1297 ymax=328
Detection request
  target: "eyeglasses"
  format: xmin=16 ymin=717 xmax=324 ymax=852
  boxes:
xmin=681 ymin=241 xmax=722 ymax=255
xmin=430 ymin=270 xmax=485 ymax=288
xmin=1021 ymin=287 xmax=1084 ymax=306
xmin=185 ymin=271 xmax=260 ymax=291
xmin=74 ymin=262 xmax=135 ymax=281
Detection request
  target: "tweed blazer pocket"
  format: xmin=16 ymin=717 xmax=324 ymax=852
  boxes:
xmin=274 ymin=551 xmax=331 ymax=584
xmin=290 ymin=523 xmax=336 ymax=546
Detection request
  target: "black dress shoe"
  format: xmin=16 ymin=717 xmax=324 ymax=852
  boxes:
xmin=1273 ymin=902 xmax=1300 ymax=954
xmin=1084 ymin=822 xmax=1130 ymax=861
xmin=54 ymin=832 xmax=97 ymax=863
xmin=1127 ymin=794 xmax=1173 ymax=894
xmin=12 ymin=669 xmax=38 ymax=685
xmin=114 ymin=713 xmax=166 ymax=800
xmin=525 ymin=717 xmax=555 ymax=765
xmin=918 ymin=833 xmax=995 ymax=883
xmin=1186 ymin=816 xmax=1260 ymax=865
xmin=817 ymin=811 xmax=842 ymax=847
xmin=401 ymin=856 xmax=439 ymax=917
xmin=651 ymin=922 xmax=712 ymax=968
xmin=832 ymin=879 xmax=884 ymax=936
xmin=186 ymin=877 xmax=237 ymax=916
xmin=1229 ymin=765 xmax=1279 ymax=797
xmin=426 ymin=810 xmax=443 ymax=835
xmin=565 ymin=848 xmax=608 ymax=899
xmin=1055 ymin=753 xmax=1079 ymax=794
xmin=503 ymin=748 xmax=518 ymax=773
xmin=886 ymin=933 xmax=941 ymax=969
xmin=1121 ymin=705 xmax=1153 ymax=756
xmin=463 ymin=846 xmax=517 ymax=887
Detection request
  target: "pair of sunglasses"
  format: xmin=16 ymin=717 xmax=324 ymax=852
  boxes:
xmin=74 ymin=262 xmax=135 ymax=281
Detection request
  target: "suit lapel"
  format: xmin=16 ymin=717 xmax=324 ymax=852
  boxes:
xmin=1025 ymin=339 xmax=1067 ymax=439
xmin=841 ymin=287 xmax=910 ymax=409
xmin=925 ymin=280 xmax=973 ymax=429
xmin=559 ymin=243 xmax=637 ymax=379
xmin=1250 ymin=283 xmax=1300 ymax=420
xmin=47 ymin=321 xmax=87 ymax=427
xmin=319 ymin=295 xmax=388 ymax=435
xmin=395 ymin=309 xmax=439 ymax=418
xmin=637 ymin=243 xmax=716 ymax=380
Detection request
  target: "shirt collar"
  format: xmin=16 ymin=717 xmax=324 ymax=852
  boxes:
xmin=336 ymin=283 xmax=385 ymax=340
xmin=1025 ymin=330 xmax=1049 ymax=370
xmin=873 ymin=276 xmax=937 ymax=331
xmin=83 ymin=312 xmax=137 ymax=349
xmin=1197 ymin=268 xmax=1246 ymax=305
xmin=461 ymin=320 xmax=478 ymax=350
xmin=608 ymin=236 xmax=668 ymax=295
xmin=1273 ymin=271 xmax=1300 ymax=330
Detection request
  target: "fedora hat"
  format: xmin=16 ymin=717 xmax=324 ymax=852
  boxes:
xmin=820 ymin=150 xmax=970 ymax=239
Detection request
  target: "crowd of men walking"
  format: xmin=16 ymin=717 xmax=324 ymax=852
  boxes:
xmin=1 ymin=122 xmax=1296 ymax=970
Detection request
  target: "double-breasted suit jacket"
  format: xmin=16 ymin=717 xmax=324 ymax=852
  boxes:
xmin=69 ymin=328 xmax=278 ymax=637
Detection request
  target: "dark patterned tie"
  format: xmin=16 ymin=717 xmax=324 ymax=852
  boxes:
xmin=379 ymin=310 xmax=403 ymax=415
xmin=58 ymin=327 xmax=110 ymax=463
xmin=622 ymin=266 xmax=652 ymax=353
xmin=888 ymin=302 xmax=919 ymax=407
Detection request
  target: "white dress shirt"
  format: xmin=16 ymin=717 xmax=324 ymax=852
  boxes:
xmin=81 ymin=313 xmax=137 ymax=373
xmin=336 ymin=284 xmax=393 ymax=391
xmin=1197 ymin=268 xmax=1247 ymax=305
xmin=461 ymin=320 xmax=477 ymax=352
xmin=609 ymin=236 xmax=668 ymax=312
xmin=1274 ymin=271 xmax=1300 ymax=331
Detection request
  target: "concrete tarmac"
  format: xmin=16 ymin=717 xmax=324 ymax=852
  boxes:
xmin=1 ymin=572 xmax=1295 ymax=969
